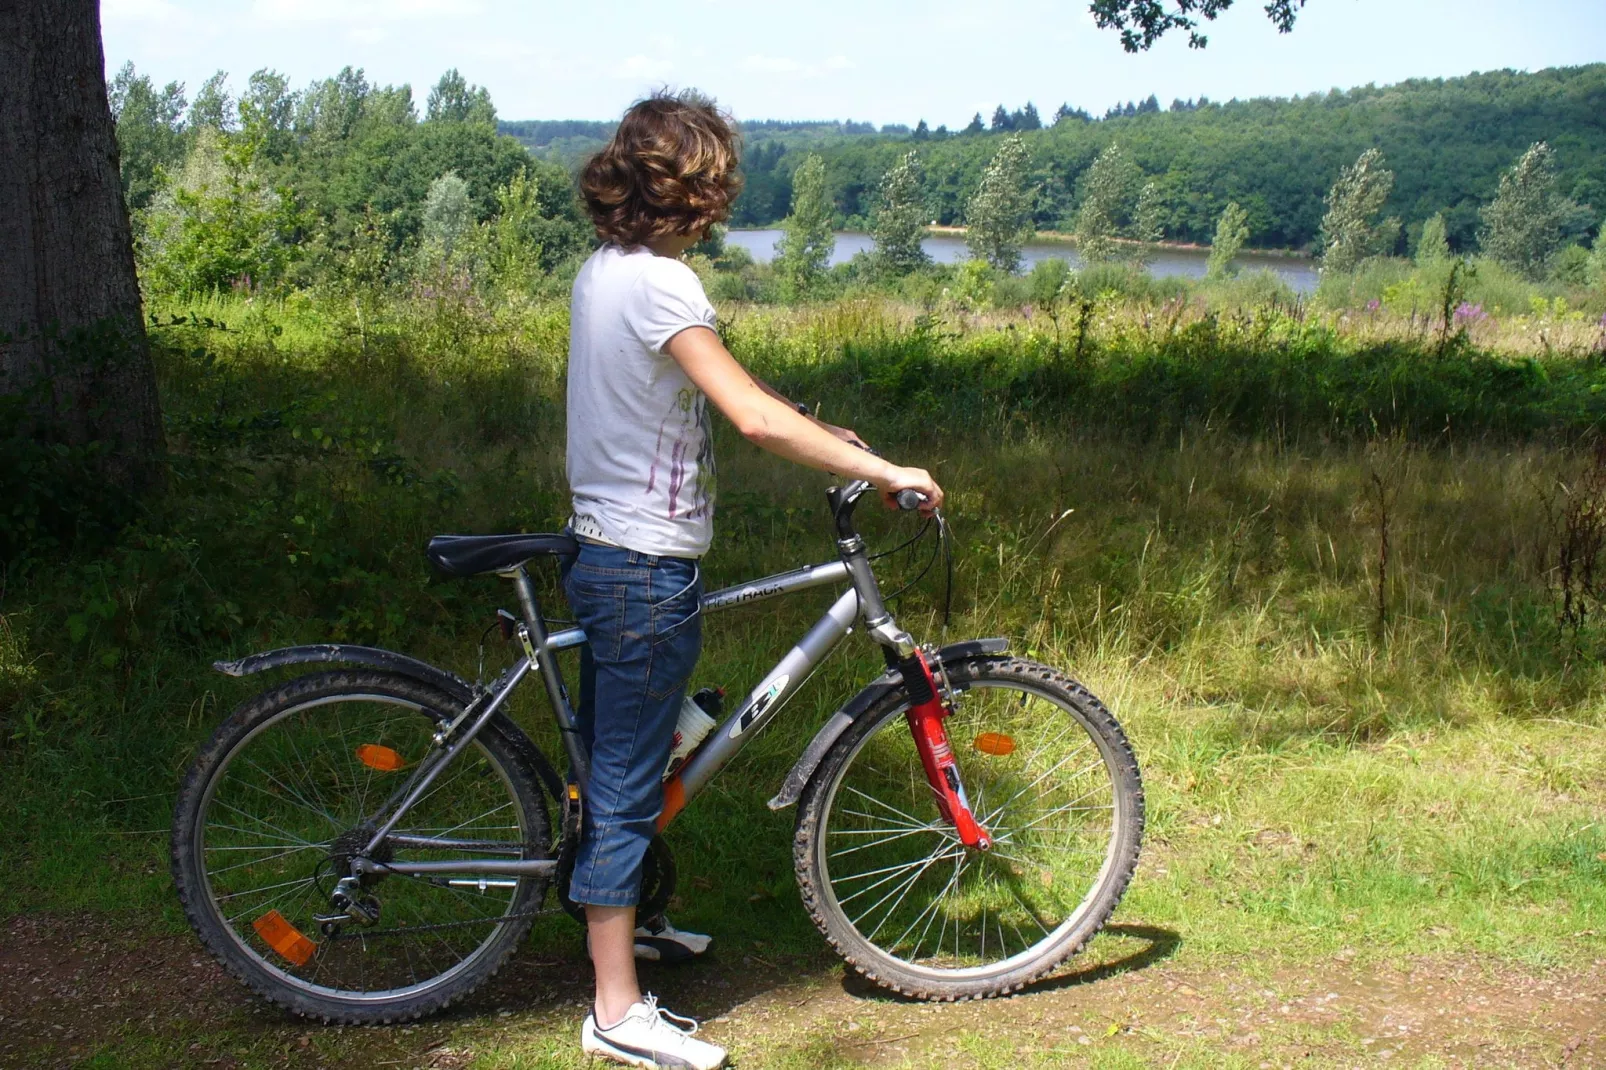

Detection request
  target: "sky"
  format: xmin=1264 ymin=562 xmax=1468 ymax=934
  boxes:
xmin=102 ymin=0 xmax=1606 ymax=127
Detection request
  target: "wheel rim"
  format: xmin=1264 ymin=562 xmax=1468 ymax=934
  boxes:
xmin=193 ymin=693 xmax=538 ymax=1001
xmin=817 ymin=678 xmax=1127 ymax=980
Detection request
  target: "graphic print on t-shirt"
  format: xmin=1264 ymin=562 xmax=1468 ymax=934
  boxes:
xmin=646 ymin=388 xmax=715 ymax=521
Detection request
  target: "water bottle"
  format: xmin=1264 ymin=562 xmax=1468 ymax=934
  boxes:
xmin=664 ymin=687 xmax=723 ymax=779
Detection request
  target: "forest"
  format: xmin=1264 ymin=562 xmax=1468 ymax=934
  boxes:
xmin=717 ymin=65 xmax=1606 ymax=250
xmin=500 ymin=66 xmax=1606 ymax=254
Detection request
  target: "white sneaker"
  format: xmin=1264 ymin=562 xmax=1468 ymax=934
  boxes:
xmin=581 ymin=994 xmax=727 ymax=1070
xmin=634 ymin=916 xmax=712 ymax=963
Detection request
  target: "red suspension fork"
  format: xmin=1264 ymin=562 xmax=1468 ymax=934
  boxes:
xmin=900 ymin=650 xmax=991 ymax=850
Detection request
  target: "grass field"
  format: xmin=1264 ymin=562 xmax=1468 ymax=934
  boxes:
xmin=2 ymin=291 xmax=1604 ymax=1067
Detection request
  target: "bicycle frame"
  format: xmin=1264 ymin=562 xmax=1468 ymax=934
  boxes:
xmin=358 ymin=557 xmax=864 ymax=880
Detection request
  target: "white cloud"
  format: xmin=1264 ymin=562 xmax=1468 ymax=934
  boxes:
xmin=741 ymin=55 xmax=806 ymax=74
xmin=612 ymin=54 xmax=675 ymax=80
xmin=248 ymin=0 xmax=483 ymax=25
xmin=739 ymin=53 xmax=854 ymax=78
xmin=101 ymin=0 xmax=182 ymax=23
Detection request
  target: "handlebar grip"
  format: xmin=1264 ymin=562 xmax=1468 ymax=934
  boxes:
xmin=895 ymin=489 xmax=927 ymax=511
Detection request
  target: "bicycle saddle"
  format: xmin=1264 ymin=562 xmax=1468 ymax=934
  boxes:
xmin=426 ymin=533 xmax=577 ymax=577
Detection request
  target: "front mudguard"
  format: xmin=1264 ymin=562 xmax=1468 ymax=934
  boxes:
xmin=212 ymin=643 xmax=565 ymax=804
xmin=767 ymin=638 xmax=1009 ymax=810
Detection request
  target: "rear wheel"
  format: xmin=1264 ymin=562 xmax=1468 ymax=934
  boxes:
xmin=171 ymin=670 xmax=552 ymax=1023
xmin=794 ymin=656 xmax=1143 ymax=1000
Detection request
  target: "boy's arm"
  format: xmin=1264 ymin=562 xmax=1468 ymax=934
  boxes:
xmin=665 ymin=326 xmax=942 ymax=512
xmin=752 ymin=379 xmax=867 ymax=449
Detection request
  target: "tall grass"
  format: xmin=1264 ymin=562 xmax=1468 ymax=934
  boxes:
xmin=2 ymin=289 xmax=1602 ymax=970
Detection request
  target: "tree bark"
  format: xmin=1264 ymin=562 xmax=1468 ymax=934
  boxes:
xmin=0 ymin=0 xmax=163 ymax=494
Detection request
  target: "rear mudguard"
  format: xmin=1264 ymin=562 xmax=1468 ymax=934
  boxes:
xmin=767 ymin=638 xmax=1008 ymax=810
xmin=213 ymin=644 xmax=565 ymax=804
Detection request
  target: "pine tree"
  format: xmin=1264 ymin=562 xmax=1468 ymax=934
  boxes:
xmin=1479 ymin=141 xmax=1572 ymax=281
xmin=965 ymin=134 xmax=1034 ymax=272
xmin=1318 ymin=148 xmax=1395 ymax=274
xmin=1206 ymin=201 xmax=1249 ymax=280
xmin=871 ymin=150 xmax=930 ymax=273
xmin=1016 ymin=102 xmax=1042 ymax=130
xmin=776 ymin=154 xmax=834 ymax=292
xmin=1416 ymin=212 xmax=1450 ymax=265
xmin=1073 ymin=142 xmax=1138 ymax=264
xmin=912 ymin=119 xmax=929 ymax=141
xmin=963 ymin=113 xmax=985 ymax=135
xmin=991 ymin=105 xmax=1013 ymax=132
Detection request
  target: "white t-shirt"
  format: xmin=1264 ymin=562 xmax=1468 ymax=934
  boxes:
xmin=566 ymin=243 xmax=718 ymax=558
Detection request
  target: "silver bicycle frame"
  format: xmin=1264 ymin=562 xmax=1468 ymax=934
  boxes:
xmin=374 ymin=558 xmax=862 ymax=879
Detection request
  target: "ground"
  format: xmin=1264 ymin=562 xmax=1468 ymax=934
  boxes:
xmin=3 ymin=912 xmax=1601 ymax=1069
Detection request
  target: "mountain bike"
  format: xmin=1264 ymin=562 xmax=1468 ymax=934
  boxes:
xmin=170 ymin=478 xmax=1144 ymax=1023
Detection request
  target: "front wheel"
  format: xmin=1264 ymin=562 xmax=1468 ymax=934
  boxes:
xmin=794 ymin=656 xmax=1143 ymax=1000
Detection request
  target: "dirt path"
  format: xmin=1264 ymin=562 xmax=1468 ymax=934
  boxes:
xmin=2 ymin=913 xmax=1602 ymax=1068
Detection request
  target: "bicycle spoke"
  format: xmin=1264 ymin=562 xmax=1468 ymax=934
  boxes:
xmin=210 ymin=799 xmax=323 ymax=851
xmin=840 ymin=786 xmax=937 ymax=831
xmin=835 ymin=843 xmax=957 ymax=903
xmin=893 ymin=850 xmax=966 ymax=957
xmin=208 ymin=841 xmax=320 ymax=876
xmin=859 ymin=845 xmax=964 ymax=940
xmin=224 ymin=876 xmax=319 ymax=924
xmin=242 ymin=757 xmax=344 ymax=832
xmin=991 ymin=751 xmax=1102 ymax=820
xmin=829 ymin=824 xmax=935 ymax=859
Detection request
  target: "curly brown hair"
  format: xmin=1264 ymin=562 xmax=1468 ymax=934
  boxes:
xmin=579 ymin=90 xmax=743 ymax=248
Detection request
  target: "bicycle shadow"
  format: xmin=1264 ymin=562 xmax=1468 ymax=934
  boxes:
xmin=837 ymin=923 xmax=1182 ymax=1003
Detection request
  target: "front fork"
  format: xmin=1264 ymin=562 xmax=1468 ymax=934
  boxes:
xmin=900 ymin=650 xmax=992 ymax=850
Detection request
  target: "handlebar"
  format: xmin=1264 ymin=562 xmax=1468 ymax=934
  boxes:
xmin=828 ymin=481 xmax=930 ymax=541
xmin=894 ymin=488 xmax=927 ymax=512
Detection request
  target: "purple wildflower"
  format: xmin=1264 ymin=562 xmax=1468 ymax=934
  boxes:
xmin=1365 ymin=299 xmax=1381 ymax=312
xmin=1453 ymin=301 xmax=1488 ymax=325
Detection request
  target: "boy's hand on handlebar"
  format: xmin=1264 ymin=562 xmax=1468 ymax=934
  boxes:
xmin=879 ymin=466 xmax=943 ymax=515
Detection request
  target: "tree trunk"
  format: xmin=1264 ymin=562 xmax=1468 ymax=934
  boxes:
xmin=0 ymin=0 xmax=163 ymax=495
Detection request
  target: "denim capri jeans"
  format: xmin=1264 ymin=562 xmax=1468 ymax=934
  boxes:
xmin=560 ymin=538 xmax=702 ymax=908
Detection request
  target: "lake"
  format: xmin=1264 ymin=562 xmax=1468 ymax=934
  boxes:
xmin=725 ymin=229 xmax=1320 ymax=294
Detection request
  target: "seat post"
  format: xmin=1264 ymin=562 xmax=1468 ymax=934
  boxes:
xmin=509 ymin=565 xmax=590 ymax=786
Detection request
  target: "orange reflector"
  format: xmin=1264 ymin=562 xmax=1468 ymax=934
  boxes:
xmin=252 ymin=909 xmax=316 ymax=966
xmin=974 ymin=732 xmax=1016 ymax=756
xmin=356 ymin=744 xmax=406 ymax=771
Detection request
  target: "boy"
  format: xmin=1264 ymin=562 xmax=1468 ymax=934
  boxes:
xmin=566 ymin=90 xmax=943 ymax=1070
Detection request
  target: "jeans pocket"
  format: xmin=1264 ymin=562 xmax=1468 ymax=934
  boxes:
xmin=646 ymin=568 xmax=702 ymax=700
